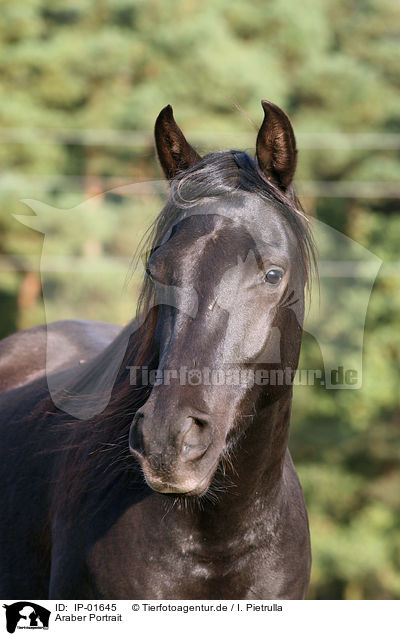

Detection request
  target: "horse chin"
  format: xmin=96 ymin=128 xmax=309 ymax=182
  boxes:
xmin=133 ymin=447 xmax=221 ymax=497
xmin=144 ymin=474 xmax=211 ymax=497
xmin=140 ymin=459 xmax=219 ymax=497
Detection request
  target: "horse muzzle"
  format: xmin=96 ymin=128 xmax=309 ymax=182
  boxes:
xmin=129 ymin=408 xmax=216 ymax=495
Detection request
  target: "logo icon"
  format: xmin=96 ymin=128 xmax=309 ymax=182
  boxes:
xmin=3 ymin=603 xmax=50 ymax=633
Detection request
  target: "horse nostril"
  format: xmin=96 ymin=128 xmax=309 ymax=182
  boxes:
xmin=192 ymin=417 xmax=207 ymax=429
xmin=129 ymin=412 xmax=145 ymax=456
xmin=180 ymin=416 xmax=212 ymax=462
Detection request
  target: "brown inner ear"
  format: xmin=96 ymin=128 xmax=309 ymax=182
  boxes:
xmin=256 ymin=100 xmax=297 ymax=191
xmin=154 ymin=105 xmax=201 ymax=180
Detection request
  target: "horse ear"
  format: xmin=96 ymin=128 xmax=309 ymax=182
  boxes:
xmin=154 ymin=105 xmax=201 ymax=180
xmin=256 ymin=100 xmax=298 ymax=191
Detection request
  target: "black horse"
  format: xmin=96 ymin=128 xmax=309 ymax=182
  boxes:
xmin=0 ymin=101 xmax=315 ymax=599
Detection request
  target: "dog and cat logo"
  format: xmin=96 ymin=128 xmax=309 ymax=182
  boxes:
xmin=3 ymin=603 xmax=50 ymax=633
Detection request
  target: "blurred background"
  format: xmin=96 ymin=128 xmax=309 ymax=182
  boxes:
xmin=0 ymin=0 xmax=399 ymax=599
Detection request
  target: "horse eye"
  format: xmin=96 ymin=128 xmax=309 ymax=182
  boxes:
xmin=145 ymin=266 xmax=153 ymax=279
xmin=263 ymin=268 xmax=283 ymax=285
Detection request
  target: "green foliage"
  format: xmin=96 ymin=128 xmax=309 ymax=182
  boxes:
xmin=0 ymin=0 xmax=399 ymax=599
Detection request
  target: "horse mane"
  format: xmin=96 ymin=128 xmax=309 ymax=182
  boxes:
xmin=49 ymin=150 xmax=316 ymax=522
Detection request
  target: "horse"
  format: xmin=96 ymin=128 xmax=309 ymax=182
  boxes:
xmin=0 ymin=100 xmax=315 ymax=599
